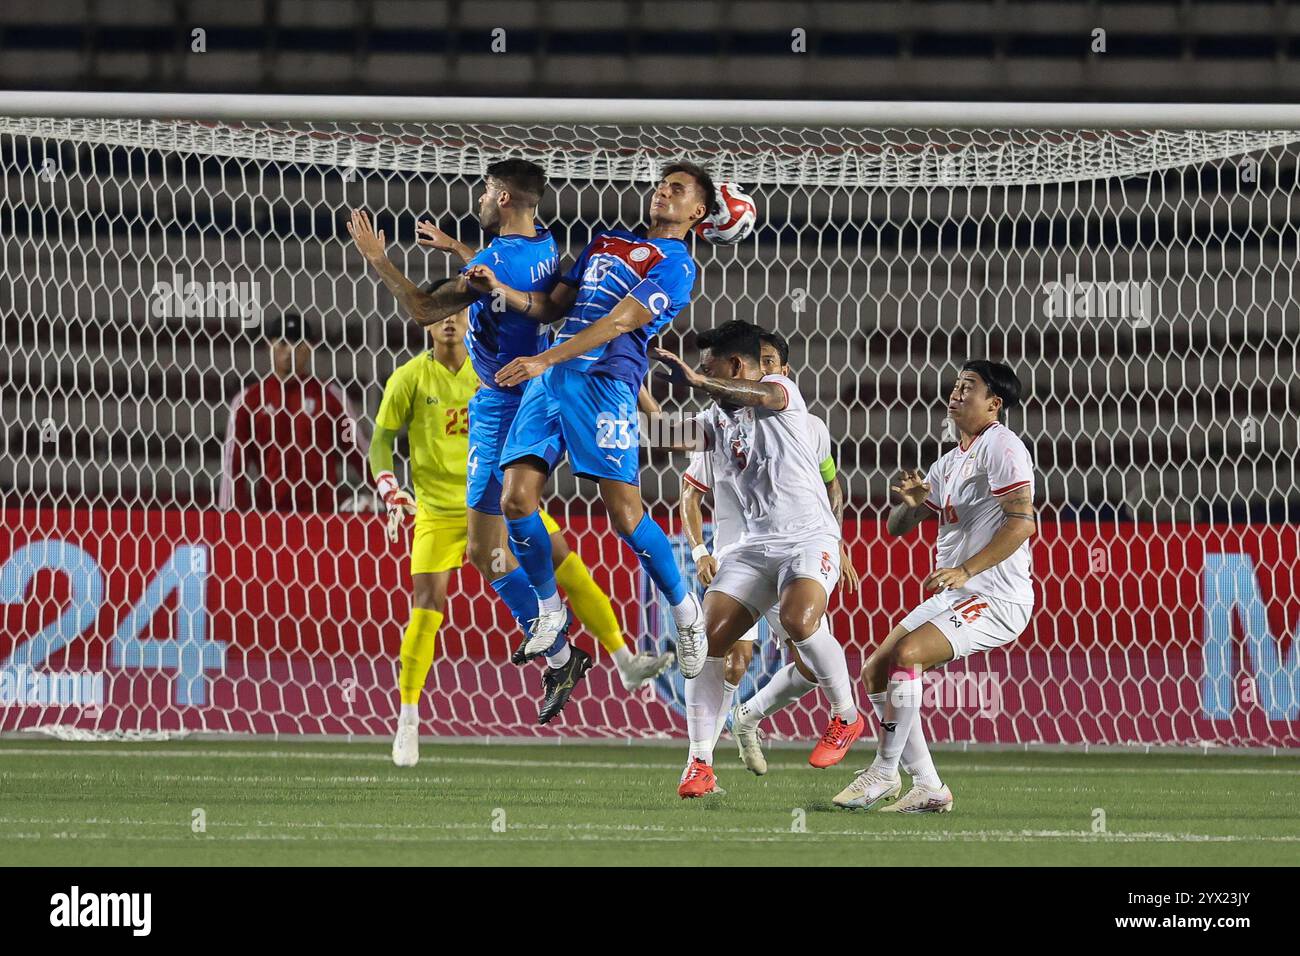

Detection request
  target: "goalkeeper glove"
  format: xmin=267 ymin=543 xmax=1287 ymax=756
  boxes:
xmin=374 ymin=471 xmax=417 ymax=543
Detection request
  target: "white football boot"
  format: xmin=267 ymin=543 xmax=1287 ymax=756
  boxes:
xmin=618 ymin=650 xmax=676 ymax=691
xmin=391 ymin=721 xmax=419 ymax=768
xmin=880 ymin=782 xmax=954 ymax=813
xmin=731 ymin=705 xmax=768 ymax=776
xmin=674 ymin=593 xmax=708 ymax=679
xmin=832 ymin=765 xmax=902 ymax=810
xmin=523 ymin=606 xmax=571 ymax=659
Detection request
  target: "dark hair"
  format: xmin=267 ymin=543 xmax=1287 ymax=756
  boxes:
xmin=262 ymin=311 xmax=311 ymax=342
xmin=961 ymin=359 xmax=1023 ymax=411
xmin=661 ymin=160 xmax=719 ymax=220
xmin=696 ymin=320 xmax=763 ymax=365
xmin=758 ymin=328 xmax=790 ymax=366
xmin=485 ymin=158 xmax=547 ymax=207
xmin=424 ymin=276 xmax=458 ymax=294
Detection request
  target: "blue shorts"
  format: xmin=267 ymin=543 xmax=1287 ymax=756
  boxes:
xmin=500 ymin=365 xmax=641 ymax=484
xmin=466 ymin=387 xmax=522 ymax=515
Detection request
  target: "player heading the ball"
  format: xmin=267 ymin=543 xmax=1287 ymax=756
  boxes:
xmin=462 ymin=162 xmax=722 ymax=679
xmin=350 ymin=160 xmax=672 ymax=729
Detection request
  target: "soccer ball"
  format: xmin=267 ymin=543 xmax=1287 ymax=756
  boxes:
xmin=697 ymin=182 xmax=757 ymax=245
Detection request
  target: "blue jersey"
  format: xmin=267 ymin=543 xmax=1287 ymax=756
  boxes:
xmin=461 ymin=229 xmax=560 ymax=395
xmin=553 ymin=229 xmax=697 ymax=387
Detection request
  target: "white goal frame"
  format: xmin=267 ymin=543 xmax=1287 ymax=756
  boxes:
xmin=1 ymin=92 xmax=1297 ymax=752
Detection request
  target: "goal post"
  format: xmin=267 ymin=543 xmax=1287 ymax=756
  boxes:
xmin=0 ymin=95 xmax=1296 ymax=748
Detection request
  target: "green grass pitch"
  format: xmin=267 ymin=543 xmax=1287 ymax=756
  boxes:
xmin=2 ymin=738 xmax=1297 ymax=866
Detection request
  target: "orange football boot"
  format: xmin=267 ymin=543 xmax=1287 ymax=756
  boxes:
xmin=678 ymin=757 xmax=723 ymax=798
xmin=809 ymin=713 xmax=866 ymax=768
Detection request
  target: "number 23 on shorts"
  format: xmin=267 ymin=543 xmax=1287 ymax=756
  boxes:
xmin=596 ymin=414 xmax=635 ymax=449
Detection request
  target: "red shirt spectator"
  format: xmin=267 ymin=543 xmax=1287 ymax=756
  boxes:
xmin=219 ymin=313 xmax=368 ymax=512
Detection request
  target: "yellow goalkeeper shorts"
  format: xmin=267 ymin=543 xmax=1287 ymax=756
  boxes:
xmin=410 ymin=507 xmax=561 ymax=576
xmin=411 ymin=509 xmax=468 ymax=575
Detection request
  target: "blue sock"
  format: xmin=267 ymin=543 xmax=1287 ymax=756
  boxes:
xmin=488 ymin=567 xmax=538 ymax=636
xmin=505 ymin=511 xmax=559 ymax=601
xmin=620 ymin=514 xmax=688 ymax=606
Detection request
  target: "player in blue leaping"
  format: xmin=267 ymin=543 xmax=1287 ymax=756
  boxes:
xmin=464 ymin=161 xmax=719 ymax=681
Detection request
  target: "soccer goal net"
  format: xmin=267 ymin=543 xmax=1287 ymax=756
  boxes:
xmin=1 ymin=96 xmax=1296 ymax=748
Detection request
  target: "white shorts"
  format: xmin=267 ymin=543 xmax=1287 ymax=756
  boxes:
xmin=898 ymin=590 xmax=1033 ymax=660
xmin=708 ymin=538 xmax=840 ymax=622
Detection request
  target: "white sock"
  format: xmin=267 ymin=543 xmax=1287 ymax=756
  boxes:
xmin=873 ymin=666 xmax=922 ymax=775
xmin=538 ymin=592 xmax=563 ymax=614
xmin=670 ymin=593 xmax=700 ymax=629
xmin=685 ymin=657 xmax=725 ymax=764
xmin=399 ymin=703 xmax=418 ymax=724
xmin=738 ymin=663 xmax=815 ymax=723
xmin=867 ymin=690 xmax=942 ymax=788
xmin=546 ymin=643 xmax=572 ymax=669
xmin=612 ymin=646 xmax=634 ymax=668
xmin=790 ymin=621 xmax=858 ymax=724
xmin=711 ymin=680 xmax=738 ymax=750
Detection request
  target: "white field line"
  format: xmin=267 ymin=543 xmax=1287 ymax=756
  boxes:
xmin=4 ymin=770 xmax=1298 ymax=797
xmin=0 ymin=816 xmax=1297 ymax=845
xmin=0 ymin=747 xmax=1297 ymax=776
xmin=0 ymin=771 xmax=454 ymax=785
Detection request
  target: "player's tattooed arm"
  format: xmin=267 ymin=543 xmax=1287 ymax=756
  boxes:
xmin=652 ymin=348 xmax=787 ymax=410
xmin=464 ymin=265 xmax=576 ymax=325
xmin=348 ymin=209 xmax=476 ymax=326
xmin=997 ymin=490 xmax=1036 ymax=525
xmin=925 ymin=489 xmax=1036 ymax=591
xmin=886 ymin=468 xmax=934 ymax=537
xmin=419 ymin=276 xmax=481 ymax=325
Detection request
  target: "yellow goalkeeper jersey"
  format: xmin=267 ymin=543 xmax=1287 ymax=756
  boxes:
xmin=375 ymin=351 xmax=478 ymax=517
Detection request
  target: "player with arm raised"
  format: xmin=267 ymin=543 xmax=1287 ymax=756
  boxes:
xmin=680 ymin=328 xmax=862 ymax=774
xmin=464 ymin=161 xmax=718 ymax=680
xmin=351 ymin=161 xmax=671 ymax=730
xmin=832 ymin=360 xmax=1036 ymax=812
xmin=655 ymin=321 xmax=863 ymax=798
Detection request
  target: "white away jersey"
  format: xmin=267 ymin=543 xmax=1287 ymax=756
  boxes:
xmin=684 ymin=405 xmax=833 ymax=556
xmin=923 ymin=421 xmax=1036 ymax=605
xmin=686 ymin=375 xmax=839 ymax=553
